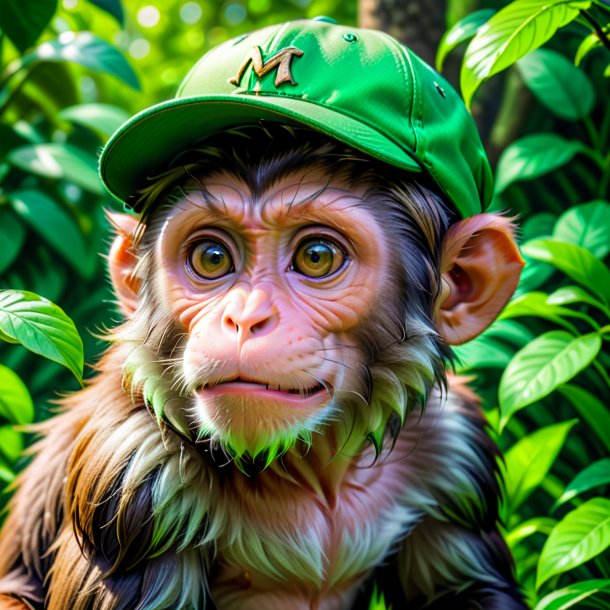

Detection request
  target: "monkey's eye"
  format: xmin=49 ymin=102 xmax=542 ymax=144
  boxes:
xmin=188 ymin=239 xmax=234 ymax=280
xmin=292 ymin=238 xmax=346 ymax=278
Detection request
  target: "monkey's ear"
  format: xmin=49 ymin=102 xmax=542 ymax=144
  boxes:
xmin=107 ymin=212 xmax=141 ymax=317
xmin=435 ymin=213 xmax=524 ymax=345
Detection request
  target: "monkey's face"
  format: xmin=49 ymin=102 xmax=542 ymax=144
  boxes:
xmin=149 ymin=168 xmax=390 ymax=458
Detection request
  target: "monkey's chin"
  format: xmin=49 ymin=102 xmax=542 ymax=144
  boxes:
xmin=193 ymin=384 xmax=332 ymax=460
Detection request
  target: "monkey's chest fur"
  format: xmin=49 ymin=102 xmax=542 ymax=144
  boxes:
xmin=209 ymin=435 xmax=422 ymax=610
xmin=199 ymin=390 xmax=475 ymax=610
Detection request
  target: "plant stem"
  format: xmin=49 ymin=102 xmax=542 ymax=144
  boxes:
xmin=0 ymin=63 xmax=39 ymax=118
xmin=580 ymin=10 xmax=610 ymax=53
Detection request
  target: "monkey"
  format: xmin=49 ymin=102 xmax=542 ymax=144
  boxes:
xmin=0 ymin=20 xmax=528 ymax=610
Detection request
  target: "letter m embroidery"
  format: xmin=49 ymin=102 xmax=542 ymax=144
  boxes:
xmin=229 ymin=46 xmax=304 ymax=88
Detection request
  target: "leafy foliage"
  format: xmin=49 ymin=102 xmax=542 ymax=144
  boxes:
xmin=444 ymin=0 xmax=610 ymax=606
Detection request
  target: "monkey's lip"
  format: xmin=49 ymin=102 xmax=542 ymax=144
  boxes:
xmin=197 ymin=376 xmax=331 ymax=403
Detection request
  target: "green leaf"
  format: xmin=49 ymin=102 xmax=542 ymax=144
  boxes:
xmin=548 ymin=286 xmax=610 ymax=317
xmin=436 ymin=9 xmax=495 ymax=71
xmin=506 ymin=516 xmax=557 ymax=549
xmin=7 ymin=143 xmax=103 ymax=195
xmin=0 ymin=364 xmax=34 ymax=425
xmin=554 ymin=459 xmax=610 ymax=509
xmin=501 ymin=291 xmax=580 ymax=326
xmin=461 ymin=0 xmax=591 ymax=107
xmin=8 ymin=190 xmax=90 ymax=278
xmin=0 ymin=424 xmax=24 ymax=462
xmin=453 ymin=336 xmax=512 ymax=373
xmin=537 ymin=498 xmax=610 ymax=588
xmin=0 ymin=290 xmax=83 ymax=382
xmin=559 ymin=385 xmax=610 ymax=453
xmin=0 ymin=207 xmax=26 ymax=274
xmin=575 ymin=27 xmax=607 ymax=66
xmin=499 ymin=330 xmax=601 ymax=426
xmin=553 ymin=200 xmax=610 ymax=258
xmin=535 ymin=579 xmax=610 ymax=610
xmin=0 ymin=455 xmax=16 ymax=483
xmin=501 ymin=420 xmax=577 ymax=518
xmin=86 ymin=0 xmax=125 ymax=25
xmin=516 ymin=48 xmax=595 ymax=120
xmin=495 ymin=134 xmax=585 ymax=194
xmin=59 ymin=103 xmax=130 ymax=138
xmin=0 ymin=0 xmax=57 ymax=54
xmin=522 ymin=239 xmax=610 ymax=304
xmin=24 ymin=32 xmax=139 ymax=90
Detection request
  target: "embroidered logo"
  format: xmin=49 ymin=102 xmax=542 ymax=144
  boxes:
xmin=228 ymin=46 xmax=304 ymax=88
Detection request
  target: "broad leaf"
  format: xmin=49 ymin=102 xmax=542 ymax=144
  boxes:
xmin=554 ymin=459 xmax=610 ymax=509
xmin=516 ymin=49 xmax=595 ymax=120
xmin=0 ymin=290 xmax=83 ymax=382
xmin=537 ymin=498 xmax=610 ymax=588
xmin=461 ymin=0 xmax=591 ymax=107
xmin=501 ymin=291 xmax=582 ymax=326
xmin=506 ymin=517 xmax=557 ymax=549
xmin=87 ymin=0 xmax=125 ymax=25
xmin=0 ymin=364 xmax=34 ymax=425
xmin=499 ymin=330 xmax=601 ymax=426
xmin=575 ymin=27 xmax=607 ymax=65
xmin=495 ymin=134 xmax=585 ymax=194
xmin=559 ymin=385 xmax=610 ymax=453
xmin=0 ymin=0 xmax=57 ymax=53
xmin=0 ymin=425 xmax=24 ymax=462
xmin=553 ymin=200 xmax=610 ymax=258
xmin=0 ymin=207 xmax=25 ymax=274
xmin=521 ymin=212 xmax=557 ymax=242
xmin=436 ymin=9 xmax=495 ymax=71
xmin=9 ymin=190 xmax=91 ymax=278
xmin=453 ymin=336 xmax=512 ymax=373
xmin=59 ymin=104 xmax=130 ymax=138
xmin=535 ymin=579 xmax=610 ymax=610
xmin=501 ymin=420 xmax=576 ymax=519
xmin=8 ymin=143 xmax=103 ymax=195
xmin=23 ymin=32 xmax=139 ymax=90
xmin=547 ymin=286 xmax=608 ymax=312
xmin=522 ymin=239 xmax=610 ymax=304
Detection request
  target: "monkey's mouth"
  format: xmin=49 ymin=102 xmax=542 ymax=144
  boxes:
xmin=198 ymin=376 xmax=330 ymax=402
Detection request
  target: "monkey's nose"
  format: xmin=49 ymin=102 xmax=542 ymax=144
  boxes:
xmin=222 ymin=288 xmax=279 ymax=339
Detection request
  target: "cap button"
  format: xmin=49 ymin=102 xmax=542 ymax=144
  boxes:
xmin=312 ymin=16 xmax=337 ymax=24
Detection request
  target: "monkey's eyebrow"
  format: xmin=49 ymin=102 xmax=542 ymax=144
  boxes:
xmin=172 ymin=180 xmax=229 ymax=216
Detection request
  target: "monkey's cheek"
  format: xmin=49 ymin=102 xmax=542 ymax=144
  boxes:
xmin=193 ymin=388 xmax=331 ymax=450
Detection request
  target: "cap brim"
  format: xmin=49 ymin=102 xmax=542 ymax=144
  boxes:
xmin=99 ymin=93 xmax=422 ymax=207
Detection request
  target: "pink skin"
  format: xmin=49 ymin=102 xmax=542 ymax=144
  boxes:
xmin=154 ymin=168 xmax=389 ymax=452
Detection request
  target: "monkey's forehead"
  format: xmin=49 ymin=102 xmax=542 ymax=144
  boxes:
xmin=99 ymin=18 xmax=493 ymax=218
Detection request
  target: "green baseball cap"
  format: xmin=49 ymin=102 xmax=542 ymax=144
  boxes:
xmin=99 ymin=18 xmax=493 ymax=217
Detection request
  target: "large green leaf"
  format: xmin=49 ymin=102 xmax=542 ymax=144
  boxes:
xmin=494 ymin=134 xmax=585 ymax=194
xmin=553 ymin=201 xmax=610 ymax=258
xmin=501 ymin=420 xmax=576 ymax=519
xmin=0 ymin=425 xmax=24 ymax=462
xmin=8 ymin=190 xmax=91 ymax=278
xmin=516 ymin=48 xmax=595 ymax=120
xmin=8 ymin=143 xmax=103 ymax=195
xmin=59 ymin=104 xmax=130 ymax=138
xmin=23 ymin=32 xmax=139 ymax=90
xmin=506 ymin=516 xmax=557 ymax=549
xmin=0 ymin=207 xmax=26 ymax=274
xmin=0 ymin=290 xmax=83 ymax=382
xmin=0 ymin=0 xmax=57 ymax=53
xmin=559 ymin=385 xmax=610 ymax=453
xmin=0 ymin=364 xmax=34 ymax=425
xmin=537 ymin=498 xmax=610 ymax=588
xmin=554 ymin=459 xmax=610 ymax=509
xmin=547 ymin=286 xmax=609 ymax=314
xmin=87 ymin=0 xmax=125 ymax=25
xmin=499 ymin=330 xmax=601 ymax=426
xmin=436 ymin=9 xmax=495 ymax=71
xmin=461 ymin=0 xmax=591 ymax=106
xmin=522 ymin=239 xmax=610 ymax=304
xmin=501 ymin=292 xmax=583 ymax=327
xmin=535 ymin=579 xmax=610 ymax=610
